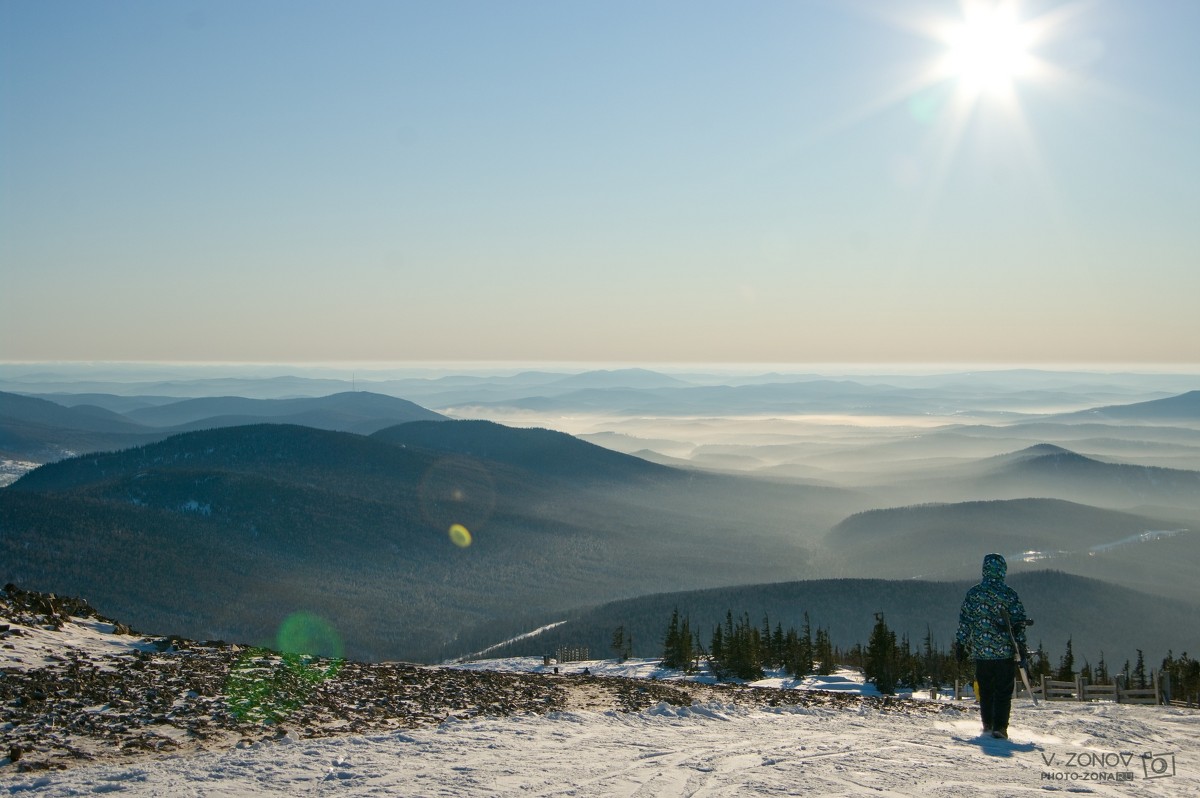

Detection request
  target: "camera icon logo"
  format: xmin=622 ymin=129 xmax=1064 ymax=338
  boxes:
xmin=1141 ymin=753 xmax=1175 ymax=779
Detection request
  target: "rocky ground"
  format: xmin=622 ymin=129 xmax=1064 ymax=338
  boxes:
xmin=2 ymin=585 xmax=961 ymax=775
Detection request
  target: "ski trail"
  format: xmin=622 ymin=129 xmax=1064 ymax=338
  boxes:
xmin=7 ymin=700 xmax=1197 ymax=797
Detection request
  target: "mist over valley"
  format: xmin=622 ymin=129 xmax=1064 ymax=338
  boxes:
xmin=2 ymin=364 xmax=1197 ymax=668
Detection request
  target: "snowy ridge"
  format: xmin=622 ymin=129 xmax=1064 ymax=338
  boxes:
xmin=6 ymin=691 xmax=1197 ymax=796
xmin=3 ymin=588 xmax=1199 ymax=796
xmin=1011 ymin=527 xmax=1190 ymax=563
xmin=452 ymin=621 xmax=569 ymax=662
xmin=451 ymin=655 xmax=889 ymax=697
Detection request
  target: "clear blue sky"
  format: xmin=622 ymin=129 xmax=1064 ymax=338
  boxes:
xmin=2 ymin=0 xmax=1197 ymax=365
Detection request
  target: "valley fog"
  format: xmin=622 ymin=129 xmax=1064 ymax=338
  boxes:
xmin=2 ymin=364 xmax=1198 ymax=664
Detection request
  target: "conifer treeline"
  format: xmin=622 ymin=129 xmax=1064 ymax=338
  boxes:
xmin=660 ymin=607 xmax=837 ymax=681
xmin=1030 ymin=638 xmax=1200 ymax=702
xmin=850 ymin=613 xmax=965 ymax=694
xmin=657 ymin=608 xmax=1200 ymax=701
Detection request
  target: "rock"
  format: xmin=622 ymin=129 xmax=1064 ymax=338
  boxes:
xmin=1 ymin=583 xmax=964 ymax=774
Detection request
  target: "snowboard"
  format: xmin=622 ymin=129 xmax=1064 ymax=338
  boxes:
xmin=1000 ymin=607 xmax=1038 ymax=706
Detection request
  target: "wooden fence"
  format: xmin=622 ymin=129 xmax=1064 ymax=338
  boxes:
xmin=953 ymin=670 xmax=1182 ymax=706
xmin=554 ymin=645 xmax=591 ymax=663
xmin=1029 ymin=671 xmax=1164 ymax=704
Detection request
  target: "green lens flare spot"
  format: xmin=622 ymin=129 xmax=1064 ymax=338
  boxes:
xmin=276 ymin=612 xmax=344 ymax=660
xmin=448 ymin=523 xmax=472 ymax=548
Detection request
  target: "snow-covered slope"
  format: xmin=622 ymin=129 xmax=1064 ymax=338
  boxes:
xmin=3 ymin=590 xmax=1198 ymax=796
xmin=6 ymin=691 xmax=1196 ymax=796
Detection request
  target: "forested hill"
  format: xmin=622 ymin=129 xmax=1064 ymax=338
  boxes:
xmin=0 ymin=390 xmax=448 ymax=463
xmin=1053 ymin=389 xmax=1200 ymax=423
xmin=0 ymin=391 xmax=146 ymax=433
xmin=8 ymin=423 xmax=437 ymax=495
xmin=1 ymin=422 xmax=836 ymax=662
xmin=0 ymin=390 xmax=169 ymax=461
xmin=371 ymin=419 xmax=671 ymax=480
xmin=819 ymin=497 xmax=1200 ymax=603
xmin=122 ymin=390 xmax=445 ymax=433
xmin=473 ymin=571 xmax=1198 ymax=670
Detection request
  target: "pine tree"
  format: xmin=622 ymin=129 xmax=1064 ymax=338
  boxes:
xmin=846 ymin=642 xmax=864 ymax=671
xmin=759 ymin=614 xmax=773 ymax=670
xmin=662 ymin=608 xmax=695 ymax=671
xmin=740 ymin=612 xmax=764 ymax=679
xmin=611 ymin=626 xmax=627 ymax=662
xmin=677 ymin=615 xmax=696 ymax=672
xmin=1033 ymin=642 xmax=1052 ymax=678
xmin=710 ymin=611 xmax=765 ymax=680
xmin=800 ymin=612 xmax=814 ymax=675
xmin=710 ymin=622 xmax=725 ymax=663
xmin=1056 ymin=637 xmax=1075 ymax=681
xmin=1133 ymin=649 xmax=1147 ymax=689
xmin=663 ymin=608 xmax=680 ymax=661
xmin=815 ymin=626 xmax=835 ymax=675
xmin=1160 ymin=651 xmax=1199 ymax=704
xmin=864 ymin=613 xmax=898 ymax=695
xmin=897 ymin=631 xmax=922 ymax=688
xmin=782 ymin=628 xmax=801 ymax=677
xmin=922 ymin=625 xmax=939 ymax=687
xmin=1095 ymin=651 xmax=1110 ymax=684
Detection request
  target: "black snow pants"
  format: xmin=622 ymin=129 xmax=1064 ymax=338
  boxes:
xmin=975 ymin=658 xmax=1016 ymax=733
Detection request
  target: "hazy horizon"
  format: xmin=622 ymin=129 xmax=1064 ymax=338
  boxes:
xmin=4 ymin=359 xmax=1199 ymax=373
xmin=2 ymin=360 xmax=1199 ymax=393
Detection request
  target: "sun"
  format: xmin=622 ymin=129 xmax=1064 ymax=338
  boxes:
xmin=941 ymin=2 xmax=1036 ymax=94
xmin=806 ymin=0 xmax=1084 ymax=224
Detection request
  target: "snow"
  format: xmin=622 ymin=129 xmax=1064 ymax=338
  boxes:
xmin=450 ymin=656 xmax=892 ymax=698
xmin=180 ymin=499 xmax=212 ymax=516
xmin=0 ymin=459 xmax=40 ymax=488
xmin=5 ymin=643 xmax=1198 ymax=796
xmin=1012 ymin=528 xmax=1191 ymax=564
xmin=1088 ymin=528 xmax=1188 ymax=555
xmin=4 ymin=697 xmax=1196 ymax=796
xmin=0 ymin=617 xmax=156 ymax=671
xmin=455 ymin=622 xmax=569 ymax=661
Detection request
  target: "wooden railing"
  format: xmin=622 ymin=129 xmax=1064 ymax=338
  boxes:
xmin=1033 ymin=671 xmax=1163 ymax=704
xmin=953 ymin=670 xmax=1183 ymax=706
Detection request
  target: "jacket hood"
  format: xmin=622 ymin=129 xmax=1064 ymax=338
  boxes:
xmin=982 ymin=553 xmax=1007 ymax=583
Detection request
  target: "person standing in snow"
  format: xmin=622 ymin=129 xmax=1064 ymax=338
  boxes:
xmin=955 ymin=553 xmax=1027 ymax=739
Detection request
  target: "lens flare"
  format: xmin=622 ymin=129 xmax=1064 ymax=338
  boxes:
xmin=276 ymin=611 xmax=344 ymax=660
xmin=418 ymin=458 xmax=497 ymax=533
xmin=448 ymin=523 xmax=472 ymax=548
xmin=224 ymin=613 xmax=345 ymax=723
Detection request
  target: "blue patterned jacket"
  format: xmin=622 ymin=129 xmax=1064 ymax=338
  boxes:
xmin=956 ymin=554 xmax=1027 ymax=661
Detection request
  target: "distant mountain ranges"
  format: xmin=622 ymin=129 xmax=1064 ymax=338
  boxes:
xmin=6 ymin=369 xmax=1198 ymax=422
xmin=417 ymin=382 xmax=1200 ymax=420
xmin=821 ymin=496 xmax=1199 ymax=600
xmin=2 ymin=377 xmax=1198 ymax=666
xmin=7 ymin=379 xmax=1198 ymax=473
xmin=851 ymin=443 xmax=1200 ymax=513
xmin=1 ymin=420 xmax=849 ymax=662
xmin=0 ymin=390 xmax=443 ymax=461
xmin=1049 ymin=390 xmax=1200 ymax=423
